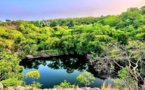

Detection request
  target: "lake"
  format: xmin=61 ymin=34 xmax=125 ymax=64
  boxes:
xmin=20 ymin=55 xmax=113 ymax=89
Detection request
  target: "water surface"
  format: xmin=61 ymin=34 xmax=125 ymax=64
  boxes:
xmin=21 ymin=55 xmax=113 ymax=89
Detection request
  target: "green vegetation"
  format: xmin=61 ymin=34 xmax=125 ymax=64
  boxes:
xmin=76 ymin=72 xmax=95 ymax=87
xmin=54 ymin=72 xmax=118 ymax=89
xmin=53 ymin=80 xmax=77 ymax=89
xmin=1 ymin=7 xmax=145 ymax=56
xmin=115 ymin=67 xmax=135 ymax=90
xmin=25 ymin=70 xmax=40 ymax=80
xmin=25 ymin=70 xmax=42 ymax=88
xmin=1 ymin=6 xmax=145 ymax=89
xmin=54 ymin=72 xmax=95 ymax=89
xmin=88 ymin=40 xmax=145 ymax=89
xmin=0 ymin=51 xmax=24 ymax=87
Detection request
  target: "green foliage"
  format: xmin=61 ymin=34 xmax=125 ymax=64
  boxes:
xmin=25 ymin=82 xmax=42 ymax=90
xmin=2 ymin=7 xmax=144 ymax=56
xmin=25 ymin=70 xmax=40 ymax=80
xmin=53 ymin=80 xmax=77 ymax=89
xmin=76 ymin=72 xmax=95 ymax=87
xmin=0 ymin=51 xmax=24 ymax=87
xmin=1 ymin=8 xmax=141 ymax=56
xmin=103 ymin=15 xmax=117 ymax=26
xmin=25 ymin=70 xmax=42 ymax=88
xmin=114 ymin=67 xmax=135 ymax=89
xmin=1 ymin=6 xmax=145 ymax=89
xmin=2 ymin=78 xmax=24 ymax=87
xmin=90 ymin=40 xmax=145 ymax=89
xmin=30 ymin=82 xmax=42 ymax=88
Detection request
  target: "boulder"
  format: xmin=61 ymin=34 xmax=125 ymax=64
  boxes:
xmin=26 ymin=55 xmax=34 ymax=59
xmin=16 ymin=86 xmax=28 ymax=90
xmin=96 ymin=88 xmax=100 ymax=90
xmin=78 ymin=87 xmax=100 ymax=90
xmin=0 ymin=82 xmax=3 ymax=90
xmin=41 ymin=54 xmax=49 ymax=58
xmin=33 ymin=88 xmax=40 ymax=90
xmin=91 ymin=88 xmax=100 ymax=90
xmin=8 ymin=87 xmax=15 ymax=90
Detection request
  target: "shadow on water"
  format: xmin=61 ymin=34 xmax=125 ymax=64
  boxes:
xmin=20 ymin=55 xmax=87 ymax=73
xmin=20 ymin=55 xmax=114 ymax=89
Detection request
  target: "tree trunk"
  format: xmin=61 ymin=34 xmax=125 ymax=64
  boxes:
xmin=128 ymin=70 xmax=138 ymax=90
xmin=141 ymin=78 xmax=145 ymax=90
xmin=134 ymin=80 xmax=138 ymax=90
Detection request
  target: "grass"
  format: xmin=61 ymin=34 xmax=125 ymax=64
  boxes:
xmin=101 ymin=83 xmax=119 ymax=90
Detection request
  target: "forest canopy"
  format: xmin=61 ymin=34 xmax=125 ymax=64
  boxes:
xmin=1 ymin=6 xmax=145 ymax=56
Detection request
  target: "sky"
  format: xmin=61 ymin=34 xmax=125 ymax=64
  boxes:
xmin=0 ymin=0 xmax=145 ymax=21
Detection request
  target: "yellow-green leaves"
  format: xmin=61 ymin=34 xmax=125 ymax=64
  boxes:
xmin=53 ymin=80 xmax=76 ymax=89
xmin=0 ymin=51 xmax=24 ymax=87
xmin=25 ymin=70 xmax=40 ymax=80
xmin=76 ymin=72 xmax=95 ymax=87
xmin=25 ymin=70 xmax=42 ymax=88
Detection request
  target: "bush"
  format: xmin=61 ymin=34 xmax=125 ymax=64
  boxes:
xmin=76 ymin=72 xmax=95 ymax=87
xmin=53 ymin=80 xmax=77 ymax=89
xmin=2 ymin=78 xmax=24 ymax=87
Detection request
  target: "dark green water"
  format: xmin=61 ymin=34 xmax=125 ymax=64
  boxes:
xmin=21 ymin=55 xmax=113 ymax=89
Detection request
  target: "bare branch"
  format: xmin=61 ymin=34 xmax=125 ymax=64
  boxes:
xmin=112 ymin=59 xmax=123 ymax=68
xmin=133 ymin=60 xmax=139 ymax=71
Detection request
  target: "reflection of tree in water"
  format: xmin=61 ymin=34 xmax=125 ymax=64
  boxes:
xmin=20 ymin=55 xmax=118 ymax=78
xmin=20 ymin=55 xmax=87 ymax=73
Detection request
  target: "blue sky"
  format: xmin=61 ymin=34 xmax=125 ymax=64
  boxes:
xmin=0 ymin=0 xmax=145 ymax=21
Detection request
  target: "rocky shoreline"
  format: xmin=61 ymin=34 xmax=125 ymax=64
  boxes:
xmin=23 ymin=54 xmax=86 ymax=60
xmin=0 ymin=83 xmax=100 ymax=90
xmin=5 ymin=86 xmax=101 ymax=90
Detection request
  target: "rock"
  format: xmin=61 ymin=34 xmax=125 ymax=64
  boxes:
xmin=33 ymin=88 xmax=40 ymax=90
xmin=41 ymin=54 xmax=49 ymax=58
xmin=55 ymin=88 xmax=63 ymax=90
xmin=81 ymin=87 xmax=90 ymax=90
xmin=16 ymin=86 xmax=22 ymax=89
xmin=90 ymin=88 xmax=100 ymax=90
xmin=77 ymin=87 xmax=100 ymax=90
xmin=26 ymin=55 xmax=34 ymax=59
xmin=16 ymin=86 xmax=28 ymax=90
xmin=96 ymin=88 xmax=100 ymax=90
xmin=0 ymin=82 xmax=3 ymax=90
xmin=43 ymin=89 xmax=50 ymax=90
xmin=8 ymin=87 xmax=15 ymax=90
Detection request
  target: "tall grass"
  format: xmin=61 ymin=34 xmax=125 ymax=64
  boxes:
xmin=101 ymin=83 xmax=119 ymax=90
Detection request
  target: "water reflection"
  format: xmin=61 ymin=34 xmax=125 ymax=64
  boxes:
xmin=20 ymin=55 xmax=87 ymax=73
xmin=20 ymin=55 xmax=114 ymax=88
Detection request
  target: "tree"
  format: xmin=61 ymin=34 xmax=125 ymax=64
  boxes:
xmin=5 ymin=19 xmax=11 ymax=22
xmin=25 ymin=70 xmax=42 ymax=88
xmin=0 ymin=50 xmax=24 ymax=87
xmin=76 ymin=72 xmax=95 ymax=87
xmin=116 ymin=7 xmax=140 ymax=28
xmin=103 ymin=15 xmax=117 ymax=26
xmin=141 ymin=6 xmax=145 ymax=14
xmin=88 ymin=41 xmax=145 ymax=90
xmin=2 ymin=78 xmax=24 ymax=87
xmin=115 ymin=67 xmax=135 ymax=90
xmin=53 ymin=80 xmax=76 ymax=89
xmin=25 ymin=70 xmax=40 ymax=81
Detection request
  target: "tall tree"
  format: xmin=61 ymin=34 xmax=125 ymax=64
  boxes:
xmin=88 ymin=41 xmax=145 ymax=90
